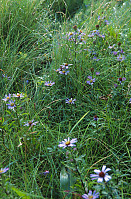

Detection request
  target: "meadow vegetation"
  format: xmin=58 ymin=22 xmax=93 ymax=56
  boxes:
xmin=0 ymin=0 xmax=130 ymax=198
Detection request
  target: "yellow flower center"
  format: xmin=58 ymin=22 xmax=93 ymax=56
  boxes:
xmin=69 ymin=99 xmax=72 ymax=103
xmin=88 ymin=196 xmax=93 ymax=199
xmin=0 ymin=169 xmax=4 ymax=173
xmin=10 ymin=103 xmax=14 ymax=106
xmin=17 ymin=94 xmax=20 ymax=97
xmin=47 ymin=83 xmax=51 ymax=86
xmin=62 ymin=71 xmax=65 ymax=74
xmin=65 ymin=141 xmax=70 ymax=146
xmin=70 ymin=33 xmax=73 ymax=35
xmin=6 ymin=97 xmax=10 ymax=100
xmin=90 ymin=80 xmax=93 ymax=83
xmin=65 ymin=63 xmax=68 ymax=66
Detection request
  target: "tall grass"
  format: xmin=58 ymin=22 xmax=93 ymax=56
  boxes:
xmin=0 ymin=0 xmax=130 ymax=198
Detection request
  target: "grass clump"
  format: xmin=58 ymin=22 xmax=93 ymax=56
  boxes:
xmin=0 ymin=0 xmax=130 ymax=198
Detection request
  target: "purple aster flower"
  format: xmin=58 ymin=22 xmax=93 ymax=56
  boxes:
xmin=59 ymin=70 xmax=69 ymax=75
xmin=90 ymin=165 xmax=111 ymax=183
xmin=68 ymin=32 xmax=75 ymax=40
xmin=93 ymin=56 xmax=99 ymax=61
xmin=99 ymin=34 xmax=105 ymax=39
xmin=114 ymin=84 xmax=118 ymax=88
xmin=104 ymin=20 xmax=109 ymax=25
xmin=0 ymin=167 xmax=9 ymax=174
xmin=82 ymin=190 xmax=99 ymax=199
xmin=24 ymin=119 xmax=38 ymax=127
xmin=88 ymin=30 xmax=100 ymax=37
xmin=96 ymin=72 xmax=100 ymax=75
xmin=86 ymin=76 xmax=95 ymax=85
xmin=2 ymin=94 xmax=11 ymax=102
xmin=117 ymin=54 xmax=125 ymax=61
xmin=58 ymin=137 xmax=77 ymax=149
xmin=6 ymin=100 xmax=16 ymax=110
xmin=54 ymin=68 xmax=61 ymax=72
xmin=119 ymin=49 xmax=124 ymax=54
xmin=98 ymin=15 xmax=106 ymax=20
xmin=93 ymin=30 xmax=100 ymax=35
xmin=112 ymin=51 xmax=118 ymax=55
xmin=43 ymin=170 xmax=49 ymax=175
xmin=65 ymin=98 xmax=76 ymax=104
xmin=13 ymin=93 xmax=24 ymax=98
xmin=88 ymin=34 xmax=94 ymax=37
xmin=94 ymin=115 xmax=98 ymax=121
xmin=118 ymin=77 xmax=126 ymax=84
xmin=45 ymin=81 xmax=55 ymax=86
xmin=2 ymin=74 xmax=11 ymax=80
xmin=77 ymin=35 xmax=86 ymax=44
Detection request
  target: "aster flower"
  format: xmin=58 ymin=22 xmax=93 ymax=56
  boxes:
xmin=60 ymin=63 xmax=73 ymax=69
xmin=24 ymin=119 xmax=38 ymax=127
xmin=94 ymin=115 xmax=98 ymax=121
xmin=112 ymin=51 xmax=118 ymax=55
xmin=96 ymin=72 xmax=100 ymax=75
xmin=104 ymin=20 xmax=109 ymax=25
xmin=114 ymin=83 xmax=118 ymax=88
xmin=129 ymin=98 xmax=131 ymax=103
xmin=54 ymin=68 xmax=61 ymax=72
xmin=98 ymin=34 xmax=105 ymax=39
xmin=82 ymin=190 xmax=99 ymax=199
xmin=67 ymin=32 xmax=75 ymax=40
xmin=58 ymin=137 xmax=77 ymax=149
xmin=117 ymin=54 xmax=125 ymax=61
xmin=6 ymin=100 xmax=16 ymax=110
xmin=90 ymin=165 xmax=111 ymax=183
xmin=78 ymin=35 xmax=86 ymax=44
xmin=13 ymin=93 xmax=24 ymax=98
xmin=0 ymin=167 xmax=9 ymax=174
xmin=45 ymin=81 xmax=55 ymax=86
xmin=108 ymin=44 xmax=115 ymax=49
xmin=59 ymin=70 xmax=69 ymax=75
xmin=2 ymin=74 xmax=11 ymax=80
xmin=43 ymin=170 xmax=49 ymax=175
xmin=98 ymin=15 xmax=106 ymax=20
xmin=119 ymin=49 xmax=124 ymax=54
xmin=118 ymin=77 xmax=126 ymax=84
xmin=65 ymin=98 xmax=76 ymax=104
xmin=2 ymin=94 xmax=11 ymax=102
xmin=86 ymin=76 xmax=95 ymax=85
xmin=93 ymin=56 xmax=99 ymax=61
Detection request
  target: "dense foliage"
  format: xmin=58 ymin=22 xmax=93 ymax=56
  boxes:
xmin=0 ymin=0 xmax=130 ymax=198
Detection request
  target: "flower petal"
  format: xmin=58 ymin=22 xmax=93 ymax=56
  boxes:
xmin=94 ymin=169 xmax=101 ymax=174
xmin=97 ymin=177 xmax=103 ymax=183
xmin=105 ymin=168 xmax=111 ymax=173
xmin=104 ymin=175 xmax=112 ymax=182
xmin=102 ymin=165 xmax=106 ymax=172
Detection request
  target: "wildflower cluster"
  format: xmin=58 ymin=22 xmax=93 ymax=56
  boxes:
xmin=66 ymin=26 xmax=86 ymax=44
xmin=54 ymin=63 xmax=72 ymax=75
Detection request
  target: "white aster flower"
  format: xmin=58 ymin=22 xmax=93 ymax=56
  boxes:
xmin=13 ymin=93 xmax=24 ymax=98
xmin=58 ymin=137 xmax=77 ymax=149
xmin=0 ymin=167 xmax=9 ymax=174
xmin=90 ymin=165 xmax=111 ymax=183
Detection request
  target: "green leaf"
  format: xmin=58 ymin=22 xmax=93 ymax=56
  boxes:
xmin=11 ymin=186 xmax=31 ymax=199
xmin=60 ymin=166 xmax=75 ymax=198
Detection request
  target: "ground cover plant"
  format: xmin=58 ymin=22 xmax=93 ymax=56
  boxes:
xmin=0 ymin=0 xmax=131 ymax=198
